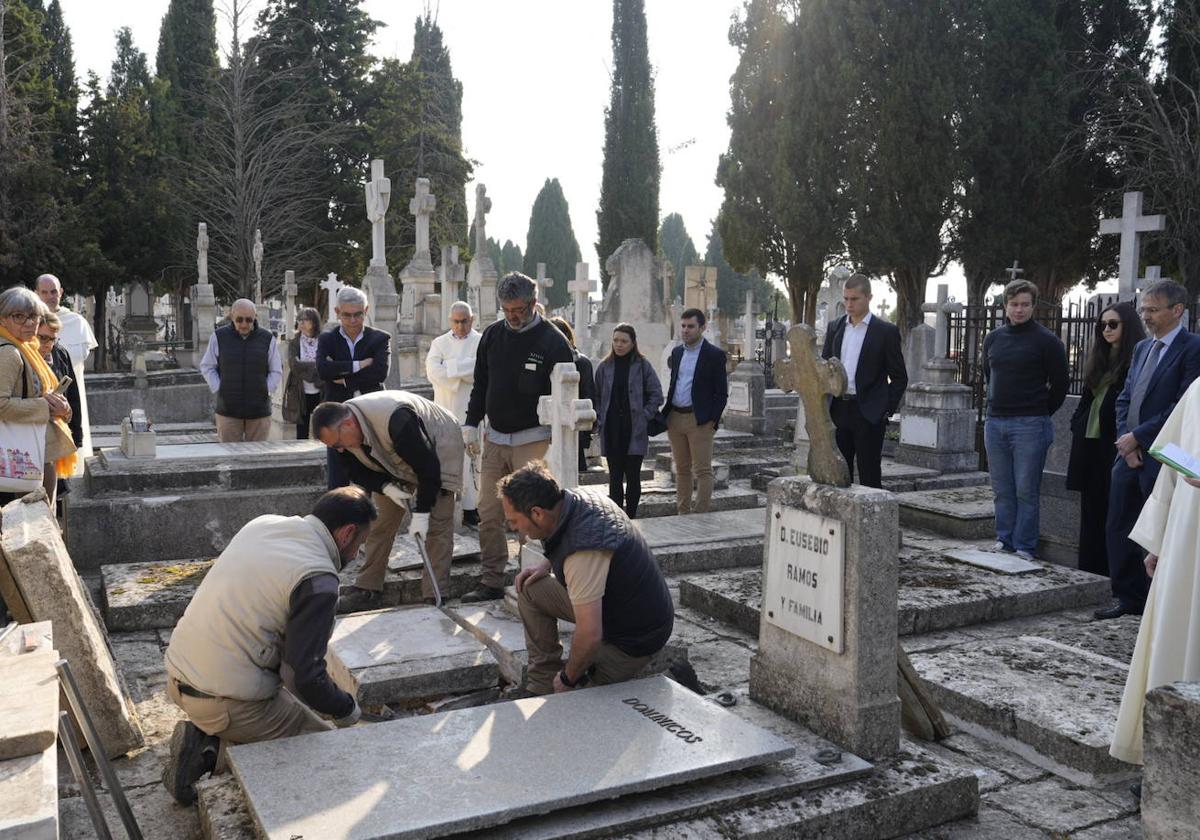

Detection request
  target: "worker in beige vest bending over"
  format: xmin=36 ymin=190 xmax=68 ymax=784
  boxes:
xmin=162 ymin=487 xmax=378 ymax=805
xmin=312 ymin=391 xmax=464 ymax=612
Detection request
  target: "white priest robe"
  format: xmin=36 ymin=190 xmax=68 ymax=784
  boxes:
xmin=57 ymin=308 xmax=98 ymax=475
xmin=1110 ymin=376 xmax=1200 ymax=765
xmin=425 ymin=328 xmax=481 ymax=508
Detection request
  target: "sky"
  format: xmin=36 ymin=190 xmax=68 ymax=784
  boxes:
xmin=60 ymin=0 xmax=749 ymax=293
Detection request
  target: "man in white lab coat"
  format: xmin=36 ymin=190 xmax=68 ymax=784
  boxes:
xmin=426 ymin=301 xmax=482 ymax=526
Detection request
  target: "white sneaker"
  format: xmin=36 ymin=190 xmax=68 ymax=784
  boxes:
xmin=1015 ymin=550 xmax=1035 ymax=562
xmin=990 ymin=541 xmax=1008 ymax=553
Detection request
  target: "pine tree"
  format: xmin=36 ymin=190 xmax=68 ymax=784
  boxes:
xmin=523 ymin=178 xmax=581 ymax=310
xmin=366 ymin=14 xmax=471 ymax=274
xmin=658 ymin=213 xmax=697 ymax=301
xmin=842 ymin=0 xmax=960 ymax=330
xmin=596 ymin=0 xmax=660 ymax=287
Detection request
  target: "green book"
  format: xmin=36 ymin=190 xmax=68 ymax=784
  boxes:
xmin=1149 ymin=442 xmax=1200 ymax=480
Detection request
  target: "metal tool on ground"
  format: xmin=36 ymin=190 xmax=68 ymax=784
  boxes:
xmin=412 ymin=517 xmax=443 ymax=608
xmin=59 ymin=711 xmax=113 ymax=840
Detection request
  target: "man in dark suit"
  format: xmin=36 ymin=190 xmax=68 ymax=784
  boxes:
xmin=820 ymin=274 xmax=907 ymax=488
xmin=663 ymin=308 xmax=728 ymax=514
xmin=1096 ymin=279 xmax=1200 ymax=619
xmin=316 ymin=286 xmax=391 ymax=488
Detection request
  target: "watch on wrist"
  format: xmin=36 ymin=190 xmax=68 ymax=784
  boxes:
xmin=558 ymin=668 xmax=590 ymax=688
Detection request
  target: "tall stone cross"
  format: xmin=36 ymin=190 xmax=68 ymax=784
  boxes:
xmin=410 ymin=177 xmax=436 ymax=267
xmin=537 ymin=362 xmax=596 ymax=488
xmin=535 ymin=262 xmax=554 ymax=303
xmin=365 ymin=158 xmax=391 ymax=268
xmin=473 ymin=183 xmax=491 ymax=256
xmin=283 ymin=270 xmax=298 ymax=330
xmin=1138 ymin=264 xmax=1167 ymax=291
xmin=196 ymin=222 xmax=209 ymax=285
xmin=922 ymin=283 xmax=963 ymax=358
xmin=321 ymin=273 xmax=344 ymax=323
xmin=567 ymin=262 xmax=596 ymax=351
xmin=1005 ymin=260 xmax=1023 ymax=282
xmin=252 ymin=229 xmax=264 ymax=303
xmin=772 ymin=324 xmax=850 ymax=487
xmin=1100 ymin=190 xmax=1166 ymax=300
xmin=440 ymin=244 xmax=464 ymax=324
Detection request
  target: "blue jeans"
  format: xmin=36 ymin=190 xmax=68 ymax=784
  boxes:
xmin=984 ymin=415 xmax=1053 ymax=554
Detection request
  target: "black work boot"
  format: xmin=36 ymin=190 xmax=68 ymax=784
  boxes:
xmin=337 ymin=586 xmax=383 ymax=613
xmin=460 ymin=585 xmax=505 ymax=603
xmin=462 ymin=508 xmax=481 ymax=528
xmin=162 ymin=721 xmax=219 ymax=805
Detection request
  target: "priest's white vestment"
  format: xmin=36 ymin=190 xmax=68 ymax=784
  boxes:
xmin=425 ymin=327 xmax=481 ymax=509
xmin=1110 ymin=376 xmax=1200 ymax=765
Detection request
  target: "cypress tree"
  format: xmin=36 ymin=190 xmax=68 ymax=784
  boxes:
xmin=596 ymin=0 xmax=660 ymax=287
xmin=499 ymin=239 xmax=523 ymax=275
xmin=523 ymin=178 xmax=581 ymax=310
xmin=658 ymin=213 xmax=698 ymax=301
xmin=40 ymin=0 xmax=77 ymax=171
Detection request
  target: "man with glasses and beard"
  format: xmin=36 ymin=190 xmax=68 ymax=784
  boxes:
xmin=199 ymin=299 xmax=282 ymax=442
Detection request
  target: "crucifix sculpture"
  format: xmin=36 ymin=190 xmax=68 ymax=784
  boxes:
xmin=410 ymin=178 xmax=436 ymax=267
xmin=537 ymin=362 xmax=596 ymax=489
xmin=772 ymin=323 xmax=850 ymax=487
xmin=365 ymin=159 xmax=391 ymax=268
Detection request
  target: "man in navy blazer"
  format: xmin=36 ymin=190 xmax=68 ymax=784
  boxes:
xmin=1096 ymin=279 xmax=1200 ymax=619
xmin=663 ymin=308 xmax=728 ymax=514
xmin=820 ymin=274 xmax=908 ymax=488
xmin=316 ymin=286 xmax=391 ymax=488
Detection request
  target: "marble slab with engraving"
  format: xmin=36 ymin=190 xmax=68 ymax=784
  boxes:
xmin=326 ymin=605 xmax=499 ymax=705
xmin=942 ymin=548 xmax=1041 ymax=575
xmin=230 ymin=676 xmax=795 ymax=840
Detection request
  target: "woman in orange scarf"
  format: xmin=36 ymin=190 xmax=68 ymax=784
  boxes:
xmin=0 ymin=286 xmax=78 ymax=511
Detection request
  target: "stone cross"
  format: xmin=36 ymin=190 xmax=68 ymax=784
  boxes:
xmin=771 ymin=324 xmax=850 ymax=487
xmin=1100 ymin=190 xmax=1166 ymax=300
xmin=252 ymin=229 xmax=264 ymax=303
xmin=321 ymin=273 xmax=344 ymax=324
xmin=921 ymin=283 xmax=963 ymax=358
xmin=1005 ymin=260 xmax=1023 ymax=282
xmin=410 ymin=177 xmax=436 ymax=266
xmin=283 ymin=270 xmax=298 ymax=330
xmin=440 ymin=244 xmax=464 ymax=325
xmin=535 ymin=262 xmax=554 ymax=303
xmin=196 ymin=222 xmax=209 ymax=284
xmin=567 ymin=262 xmax=596 ymax=350
xmin=537 ymin=362 xmax=596 ymax=489
xmin=365 ymin=158 xmax=391 ymax=268
xmin=473 ymin=183 xmax=491 ymax=256
xmin=1138 ymin=265 xmax=1167 ymax=291
xmin=742 ymin=291 xmax=755 ymax=362
xmin=707 ymin=300 xmax=722 ymax=348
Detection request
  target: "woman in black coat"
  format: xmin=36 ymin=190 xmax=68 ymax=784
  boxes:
xmin=1065 ymin=301 xmax=1144 ymax=576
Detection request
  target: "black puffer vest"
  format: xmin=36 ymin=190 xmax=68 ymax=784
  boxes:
xmin=543 ymin=491 xmax=674 ymax=657
xmin=215 ymin=324 xmax=272 ymax=419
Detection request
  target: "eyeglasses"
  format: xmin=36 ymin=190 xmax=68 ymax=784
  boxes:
xmin=36 ymin=334 xmax=56 ymax=344
xmin=338 ymin=310 xmax=365 ymax=320
xmin=2 ymin=313 xmax=38 ymax=325
xmin=1100 ymin=320 xmax=1121 ymax=330
xmin=233 ymin=316 xmax=255 ymax=324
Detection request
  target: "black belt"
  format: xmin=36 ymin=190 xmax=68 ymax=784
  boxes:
xmin=836 ymin=395 xmax=858 ymax=402
xmin=176 ymin=680 xmax=216 ymax=699
xmin=672 ymin=405 xmax=694 ymax=413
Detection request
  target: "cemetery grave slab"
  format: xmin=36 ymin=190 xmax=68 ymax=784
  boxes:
xmin=679 ymin=539 xmax=1110 ymax=638
xmin=654 ymin=447 xmax=793 ymax=479
xmin=385 ymin=531 xmax=480 ymax=572
xmin=578 ymin=465 xmax=654 ymax=486
xmin=908 ymin=636 xmax=1132 ymax=780
xmin=103 ymin=559 xmax=213 ymax=631
xmin=229 ymin=676 xmax=796 ymax=840
xmin=84 ymin=440 xmax=327 ymax=494
xmin=0 ymin=651 xmax=60 ymax=762
xmin=897 ymin=485 xmax=997 ymax=539
xmin=646 ymin=428 xmax=761 ymax=454
xmin=943 ymin=548 xmax=1041 ymax=574
xmin=446 ymin=602 xmax=572 ymax=687
xmin=576 ymin=483 xmax=761 ymax=518
xmin=366 ymin=558 xmax=519 ymax=607
xmin=636 ymin=509 xmax=768 ymax=573
xmin=326 ymin=605 xmax=500 ymax=705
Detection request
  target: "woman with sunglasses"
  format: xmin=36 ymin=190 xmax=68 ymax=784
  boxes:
xmin=1066 ymin=301 xmax=1145 ymax=575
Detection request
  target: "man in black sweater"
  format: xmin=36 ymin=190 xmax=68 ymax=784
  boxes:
xmin=982 ymin=280 xmax=1069 ymax=561
xmin=462 ymin=272 xmax=574 ymax=602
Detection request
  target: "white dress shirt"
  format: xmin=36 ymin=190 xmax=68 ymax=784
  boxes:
xmin=839 ymin=313 xmax=872 ymax=396
xmin=673 ymin=340 xmax=704 ymax=408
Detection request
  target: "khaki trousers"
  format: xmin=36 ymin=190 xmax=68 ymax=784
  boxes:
xmin=215 ymin=414 xmax=271 ymax=443
xmin=478 ymin=438 xmax=549 ymax=589
xmin=666 ymin=410 xmax=716 ymax=513
xmin=355 ymin=490 xmax=455 ymax=600
xmin=517 ymin=575 xmax=651 ymax=695
xmin=167 ymin=676 xmax=331 ymax=745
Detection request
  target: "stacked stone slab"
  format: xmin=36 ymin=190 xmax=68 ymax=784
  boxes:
xmin=1142 ymin=681 xmax=1200 ymax=838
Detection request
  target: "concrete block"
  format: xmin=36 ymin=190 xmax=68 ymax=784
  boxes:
xmin=898 ymin=485 xmax=996 ymax=540
xmin=0 ymin=652 xmax=59 ymax=761
xmin=1143 ymin=681 xmax=1200 ymax=839
xmin=0 ymin=743 xmax=57 ymax=839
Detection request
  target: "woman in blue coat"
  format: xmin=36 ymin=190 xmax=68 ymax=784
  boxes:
xmin=594 ymin=323 xmax=664 ymax=518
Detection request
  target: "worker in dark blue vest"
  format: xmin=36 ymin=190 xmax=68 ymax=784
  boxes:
xmin=500 ymin=461 xmax=674 ymax=695
xmin=200 ymin=299 xmax=282 ymax=442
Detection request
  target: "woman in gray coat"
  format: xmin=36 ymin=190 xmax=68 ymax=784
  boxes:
xmin=594 ymin=323 xmax=663 ymax=518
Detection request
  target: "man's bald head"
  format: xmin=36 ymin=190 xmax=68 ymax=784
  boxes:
xmin=230 ymin=299 xmax=257 ymax=336
xmin=35 ymin=274 xmax=62 ymax=312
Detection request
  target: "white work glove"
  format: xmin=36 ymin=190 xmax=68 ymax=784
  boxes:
xmin=333 ymin=698 xmax=361 ymax=728
xmin=382 ymin=483 xmax=412 ymax=506
xmin=407 ymin=511 xmax=430 ymax=540
xmin=462 ymin=425 xmax=481 ymax=458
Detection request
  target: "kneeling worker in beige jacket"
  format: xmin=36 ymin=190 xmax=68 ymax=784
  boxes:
xmin=161 ymin=487 xmax=377 ymax=804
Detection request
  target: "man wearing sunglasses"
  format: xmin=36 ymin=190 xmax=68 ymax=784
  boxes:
xmin=200 ymin=299 xmax=283 ymax=442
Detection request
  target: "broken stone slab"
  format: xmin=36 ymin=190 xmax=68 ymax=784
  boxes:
xmin=897 ymin=485 xmax=996 ymax=540
xmin=942 ymin=548 xmax=1041 ymax=575
xmin=0 ymin=650 xmax=60 ymax=761
xmin=102 ymin=559 xmax=213 ymax=632
xmin=909 ymin=637 xmax=1132 ymax=781
xmin=325 ymin=605 xmax=500 ymax=706
xmin=680 ymin=547 xmax=1109 ymax=638
xmin=229 ymin=676 xmax=796 ymax=840
xmin=384 ymin=531 xmax=480 ymax=572
xmin=447 ymin=601 xmax=573 ymax=686
xmin=1 ymin=496 xmax=143 ymax=758
xmin=0 ymin=742 xmax=58 ymax=840
xmin=1143 ymin=681 xmax=1200 ymax=839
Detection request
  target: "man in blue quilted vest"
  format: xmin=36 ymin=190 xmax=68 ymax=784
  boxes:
xmin=499 ymin=461 xmax=674 ymax=695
